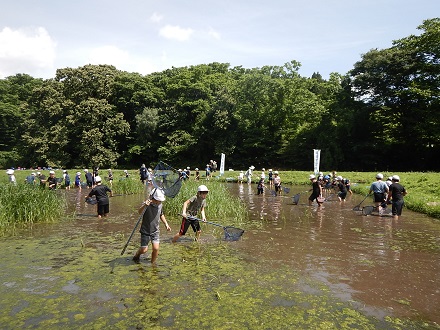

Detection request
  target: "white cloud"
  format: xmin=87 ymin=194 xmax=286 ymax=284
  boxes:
xmin=208 ymin=27 xmax=221 ymax=40
xmin=0 ymin=26 xmax=56 ymax=78
xmin=159 ymin=25 xmax=194 ymax=42
xmin=87 ymin=45 xmax=157 ymax=74
xmin=150 ymin=12 xmax=163 ymax=23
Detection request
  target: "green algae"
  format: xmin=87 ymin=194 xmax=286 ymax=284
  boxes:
xmin=1 ymin=228 xmax=437 ymax=330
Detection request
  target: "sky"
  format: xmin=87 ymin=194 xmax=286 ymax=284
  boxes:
xmin=0 ymin=0 xmax=438 ymax=80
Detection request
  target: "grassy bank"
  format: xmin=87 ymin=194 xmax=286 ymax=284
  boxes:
xmin=219 ymin=170 xmax=440 ymax=220
xmin=0 ymin=183 xmax=67 ymax=233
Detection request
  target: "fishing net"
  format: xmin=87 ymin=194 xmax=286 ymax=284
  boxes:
xmin=362 ymin=205 xmax=375 ymax=215
xmin=292 ymin=193 xmax=300 ymax=205
xmin=151 ymin=161 xmax=182 ymax=198
xmin=85 ymin=197 xmax=97 ymax=205
xmin=224 ymin=226 xmax=245 ymax=241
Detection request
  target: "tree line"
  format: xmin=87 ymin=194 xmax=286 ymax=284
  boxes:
xmin=0 ymin=18 xmax=439 ymax=172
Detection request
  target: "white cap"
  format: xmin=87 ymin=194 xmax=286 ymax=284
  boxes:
xmin=49 ymin=170 xmax=55 ymax=174
xmin=392 ymin=175 xmax=400 ymax=181
xmin=309 ymin=174 xmax=316 ymax=179
xmin=63 ymin=170 xmax=67 ymax=173
xmin=376 ymin=173 xmax=384 ymax=179
xmin=95 ymin=176 xmax=102 ymax=182
xmin=197 ymin=185 xmax=209 ymax=192
xmin=31 ymin=172 xmax=36 ymax=176
xmin=84 ymin=169 xmax=88 ymax=172
xmin=195 ymin=168 xmax=199 ymax=171
xmin=151 ymin=188 xmax=166 ymax=201
xmin=37 ymin=171 xmax=41 ymax=175
xmin=76 ymin=172 xmax=81 ymax=175
xmin=274 ymin=171 xmax=279 ymax=174
xmin=6 ymin=169 xmax=14 ymax=174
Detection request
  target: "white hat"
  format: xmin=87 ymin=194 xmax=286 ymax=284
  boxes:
xmin=31 ymin=172 xmax=36 ymax=176
xmin=124 ymin=170 xmax=128 ymax=173
xmin=309 ymin=174 xmax=316 ymax=179
xmin=6 ymin=169 xmax=14 ymax=175
xmin=274 ymin=171 xmax=279 ymax=174
xmin=63 ymin=170 xmax=67 ymax=173
xmin=76 ymin=172 xmax=81 ymax=175
xmin=195 ymin=168 xmax=199 ymax=171
xmin=376 ymin=173 xmax=384 ymax=179
xmin=84 ymin=169 xmax=88 ymax=172
xmin=337 ymin=176 xmax=343 ymax=181
xmin=392 ymin=175 xmax=400 ymax=181
xmin=37 ymin=171 xmax=41 ymax=175
xmin=49 ymin=170 xmax=55 ymax=174
xmin=95 ymin=176 xmax=102 ymax=182
xmin=197 ymin=185 xmax=209 ymax=192
xmin=151 ymin=188 xmax=166 ymax=201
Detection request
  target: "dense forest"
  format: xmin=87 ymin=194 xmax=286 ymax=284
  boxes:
xmin=0 ymin=18 xmax=439 ymax=171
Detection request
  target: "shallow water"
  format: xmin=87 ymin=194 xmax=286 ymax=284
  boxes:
xmin=230 ymin=182 xmax=440 ymax=324
xmin=1 ymin=184 xmax=439 ymax=329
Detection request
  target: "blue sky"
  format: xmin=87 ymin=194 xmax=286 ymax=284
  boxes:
xmin=0 ymin=0 xmax=438 ymax=79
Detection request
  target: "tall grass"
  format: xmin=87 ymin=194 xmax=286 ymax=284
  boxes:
xmin=109 ymin=177 xmax=145 ymax=195
xmin=164 ymin=180 xmax=248 ymax=226
xmin=0 ymin=183 xmax=67 ymax=232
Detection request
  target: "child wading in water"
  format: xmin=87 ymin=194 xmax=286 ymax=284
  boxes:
xmin=133 ymin=188 xmax=171 ymax=264
xmin=172 ymin=185 xmax=209 ymax=242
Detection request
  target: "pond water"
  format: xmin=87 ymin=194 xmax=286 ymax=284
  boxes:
xmin=1 ymin=184 xmax=439 ymax=329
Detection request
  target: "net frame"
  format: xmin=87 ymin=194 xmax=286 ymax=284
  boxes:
xmin=151 ymin=161 xmax=182 ymax=198
xmin=223 ymin=226 xmax=245 ymax=241
xmin=188 ymin=216 xmax=245 ymax=241
xmin=292 ymin=193 xmax=300 ymax=205
xmin=85 ymin=197 xmax=97 ymax=205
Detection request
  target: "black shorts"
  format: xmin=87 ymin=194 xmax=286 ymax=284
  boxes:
xmin=373 ymin=193 xmax=385 ymax=203
xmin=97 ymin=203 xmax=109 ymax=216
xmin=179 ymin=217 xmax=201 ymax=235
xmin=392 ymin=199 xmax=404 ymax=216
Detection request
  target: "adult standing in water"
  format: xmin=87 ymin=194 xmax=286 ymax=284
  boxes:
xmin=386 ymin=175 xmax=407 ymax=220
xmin=369 ymin=173 xmax=389 ymax=215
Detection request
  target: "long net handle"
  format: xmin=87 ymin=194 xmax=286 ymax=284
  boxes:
xmin=121 ymin=207 xmax=146 ymax=255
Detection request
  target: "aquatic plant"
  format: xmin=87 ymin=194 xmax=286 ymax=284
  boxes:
xmin=0 ymin=183 xmax=67 ymax=232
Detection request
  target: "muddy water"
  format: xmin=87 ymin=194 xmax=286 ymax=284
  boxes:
xmin=1 ymin=184 xmax=440 ymax=328
xmin=230 ymin=182 xmax=440 ymax=324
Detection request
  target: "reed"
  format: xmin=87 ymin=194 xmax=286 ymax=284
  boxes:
xmin=109 ymin=176 xmax=145 ymax=195
xmin=164 ymin=180 xmax=248 ymax=226
xmin=0 ymin=183 xmax=67 ymax=232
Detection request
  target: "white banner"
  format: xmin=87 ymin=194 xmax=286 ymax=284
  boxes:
xmin=220 ymin=153 xmax=225 ymax=176
xmin=313 ymin=149 xmax=321 ymax=175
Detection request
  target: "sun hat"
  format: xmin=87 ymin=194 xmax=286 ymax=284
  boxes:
xmin=151 ymin=188 xmax=166 ymax=201
xmin=76 ymin=172 xmax=81 ymax=175
xmin=197 ymin=185 xmax=209 ymax=192
xmin=392 ymin=175 xmax=400 ymax=181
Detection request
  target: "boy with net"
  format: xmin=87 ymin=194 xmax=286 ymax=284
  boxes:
xmin=172 ymin=185 xmax=209 ymax=242
xmin=133 ymin=188 xmax=171 ymax=263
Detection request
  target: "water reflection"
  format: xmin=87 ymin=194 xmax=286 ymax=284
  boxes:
xmin=228 ymin=182 xmax=440 ymax=324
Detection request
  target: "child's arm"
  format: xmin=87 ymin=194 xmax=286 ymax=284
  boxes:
xmin=160 ymin=214 xmax=171 ymax=231
xmin=200 ymin=206 xmax=206 ymax=222
xmin=181 ymin=199 xmax=191 ymax=217
xmin=138 ymin=199 xmax=151 ymax=214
